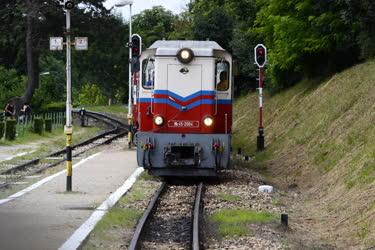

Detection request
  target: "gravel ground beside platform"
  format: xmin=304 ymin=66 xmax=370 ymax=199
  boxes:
xmin=203 ymin=169 xmax=286 ymax=249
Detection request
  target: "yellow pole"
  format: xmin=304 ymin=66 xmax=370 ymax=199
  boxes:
xmin=65 ymin=126 xmax=73 ymax=191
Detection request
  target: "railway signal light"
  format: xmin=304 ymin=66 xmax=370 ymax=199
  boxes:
xmin=254 ymin=44 xmax=267 ymax=151
xmin=62 ymin=0 xmax=75 ymax=10
xmin=254 ymin=44 xmax=267 ymax=68
xmin=131 ymin=34 xmax=142 ymax=58
xmin=131 ymin=34 xmax=142 ymax=72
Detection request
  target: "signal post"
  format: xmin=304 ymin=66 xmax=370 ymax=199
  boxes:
xmin=50 ymin=0 xmax=88 ymax=191
xmin=128 ymin=34 xmax=142 ymax=148
xmin=254 ymin=44 xmax=267 ymax=151
xmin=65 ymin=0 xmax=73 ymax=191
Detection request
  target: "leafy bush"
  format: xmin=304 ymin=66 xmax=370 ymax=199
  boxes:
xmin=41 ymin=102 xmax=66 ymax=113
xmin=32 ymin=55 xmax=66 ymax=112
xmin=5 ymin=119 xmax=17 ymax=140
xmin=79 ymin=83 xmax=106 ymax=106
xmin=0 ymin=66 xmax=26 ymax=108
xmin=0 ymin=121 xmax=4 ymax=139
xmin=45 ymin=118 xmax=52 ymax=132
xmin=33 ymin=118 xmax=44 ymax=135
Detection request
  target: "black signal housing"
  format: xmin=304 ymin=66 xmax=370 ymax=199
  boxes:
xmin=254 ymin=44 xmax=267 ymax=68
xmin=64 ymin=0 xmax=75 ymax=10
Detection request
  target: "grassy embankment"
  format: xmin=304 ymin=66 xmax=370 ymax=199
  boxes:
xmin=233 ymin=61 xmax=374 ymax=247
xmin=85 ymin=105 xmax=128 ymax=120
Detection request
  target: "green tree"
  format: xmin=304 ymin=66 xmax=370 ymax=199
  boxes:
xmin=0 ymin=66 xmax=26 ymax=107
xmin=79 ymin=83 xmax=106 ymax=106
xmin=338 ymin=0 xmax=375 ymax=59
xmin=0 ymin=0 xmax=117 ymax=109
xmin=169 ymin=11 xmax=194 ymax=40
xmin=255 ymin=0 xmax=358 ymax=88
xmin=192 ymin=7 xmax=234 ymax=50
xmin=133 ymin=6 xmax=176 ymax=47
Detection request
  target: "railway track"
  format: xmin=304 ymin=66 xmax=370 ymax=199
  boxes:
xmin=129 ymin=182 xmax=205 ymax=250
xmin=0 ymin=111 xmax=128 ymax=189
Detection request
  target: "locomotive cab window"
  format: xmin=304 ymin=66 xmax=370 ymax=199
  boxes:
xmin=142 ymin=58 xmax=155 ymax=89
xmin=216 ymin=61 xmax=230 ymax=91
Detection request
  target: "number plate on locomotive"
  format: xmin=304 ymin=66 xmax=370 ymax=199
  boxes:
xmin=168 ymin=120 xmax=199 ymax=128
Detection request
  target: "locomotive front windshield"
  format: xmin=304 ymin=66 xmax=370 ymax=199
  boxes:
xmin=216 ymin=61 xmax=230 ymax=91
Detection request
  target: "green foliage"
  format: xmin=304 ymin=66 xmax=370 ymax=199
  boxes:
xmin=0 ymin=0 xmax=127 ymax=108
xmin=0 ymin=66 xmax=26 ymax=107
xmin=133 ymin=6 xmax=176 ymax=47
xmin=33 ymin=118 xmax=44 ymax=135
xmin=211 ymin=209 xmax=277 ymax=237
xmin=79 ymin=83 xmax=106 ymax=106
xmin=169 ymin=12 xmax=194 ymax=40
xmin=192 ymin=7 xmax=234 ymax=50
xmin=94 ymin=208 xmax=142 ymax=233
xmin=45 ymin=119 xmax=52 ymax=133
xmin=0 ymin=121 xmax=5 ymax=139
xmin=72 ymin=14 xmax=128 ymax=100
xmin=41 ymin=102 xmax=66 ymax=113
xmin=340 ymin=0 xmax=375 ymax=59
xmin=255 ymin=0 xmax=357 ymax=87
xmin=217 ymin=193 xmax=242 ymax=202
xmin=5 ymin=119 xmax=17 ymax=141
xmin=33 ymin=55 xmax=66 ymax=112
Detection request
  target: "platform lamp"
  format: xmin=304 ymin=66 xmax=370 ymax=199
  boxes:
xmin=115 ymin=0 xmax=134 ymax=148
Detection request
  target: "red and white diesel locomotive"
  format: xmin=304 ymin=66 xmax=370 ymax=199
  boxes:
xmin=132 ymin=40 xmax=233 ymax=177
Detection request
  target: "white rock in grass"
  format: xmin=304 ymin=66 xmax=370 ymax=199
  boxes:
xmin=258 ymin=185 xmax=274 ymax=193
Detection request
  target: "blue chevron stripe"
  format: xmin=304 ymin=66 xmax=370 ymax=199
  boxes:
xmin=138 ymin=98 xmax=231 ymax=111
xmin=154 ymin=90 xmax=215 ymax=102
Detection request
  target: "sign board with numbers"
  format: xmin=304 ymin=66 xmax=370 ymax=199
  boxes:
xmin=49 ymin=37 xmax=63 ymax=51
xmin=75 ymin=37 xmax=88 ymax=50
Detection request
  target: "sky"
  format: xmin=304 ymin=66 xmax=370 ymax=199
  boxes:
xmin=104 ymin=0 xmax=190 ymax=18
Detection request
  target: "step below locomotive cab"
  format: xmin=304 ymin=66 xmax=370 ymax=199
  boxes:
xmin=135 ymin=40 xmax=233 ymax=177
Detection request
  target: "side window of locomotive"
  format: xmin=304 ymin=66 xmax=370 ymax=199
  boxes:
xmin=142 ymin=58 xmax=155 ymax=89
xmin=215 ymin=61 xmax=230 ymax=91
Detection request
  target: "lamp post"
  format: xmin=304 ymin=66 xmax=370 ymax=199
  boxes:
xmin=115 ymin=0 xmax=134 ymax=148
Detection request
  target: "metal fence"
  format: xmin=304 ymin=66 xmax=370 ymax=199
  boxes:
xmin=0 ymin=111 xmax=66 ymax=138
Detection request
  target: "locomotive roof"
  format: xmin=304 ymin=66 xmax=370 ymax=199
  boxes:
xmin=149 ymin=40 xmax=227 ymax=57
xmin=150 ymin=40 xmax=225 ymax=50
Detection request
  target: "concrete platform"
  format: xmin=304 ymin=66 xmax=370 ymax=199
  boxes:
xmin=0 ymin=148 xmax=139 ymax=250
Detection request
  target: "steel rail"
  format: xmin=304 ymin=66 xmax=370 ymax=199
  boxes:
xmin=129 ymin=182 xmax=205 ymax=250
xmin=128 ymin=182 xmax=167 ymax=250
xmin=192 ymin=182 xmax=204 ymax=250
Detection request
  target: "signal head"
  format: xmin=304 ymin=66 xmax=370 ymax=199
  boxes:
xmin=131 ymin=34 xmax=142 ymax=58
xmin=254 ymin=44 xmax=267 ymax=68
xmin=64 ymin=0 xmax=75 ymax=10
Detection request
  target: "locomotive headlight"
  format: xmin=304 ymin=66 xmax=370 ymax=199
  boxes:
xmin=203 ymin=117 xmax=214 ymax=127
xmin=154 ymin=115 xmax=164 ymax=126
xmin=181 ymin=50 xmax=190 ymax=59
xmin=177 ymin=48 xmax=194 ymax=64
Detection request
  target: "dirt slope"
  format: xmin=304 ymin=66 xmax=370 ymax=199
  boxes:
xmin=233 ymin=61 xmax=375 ymax=248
